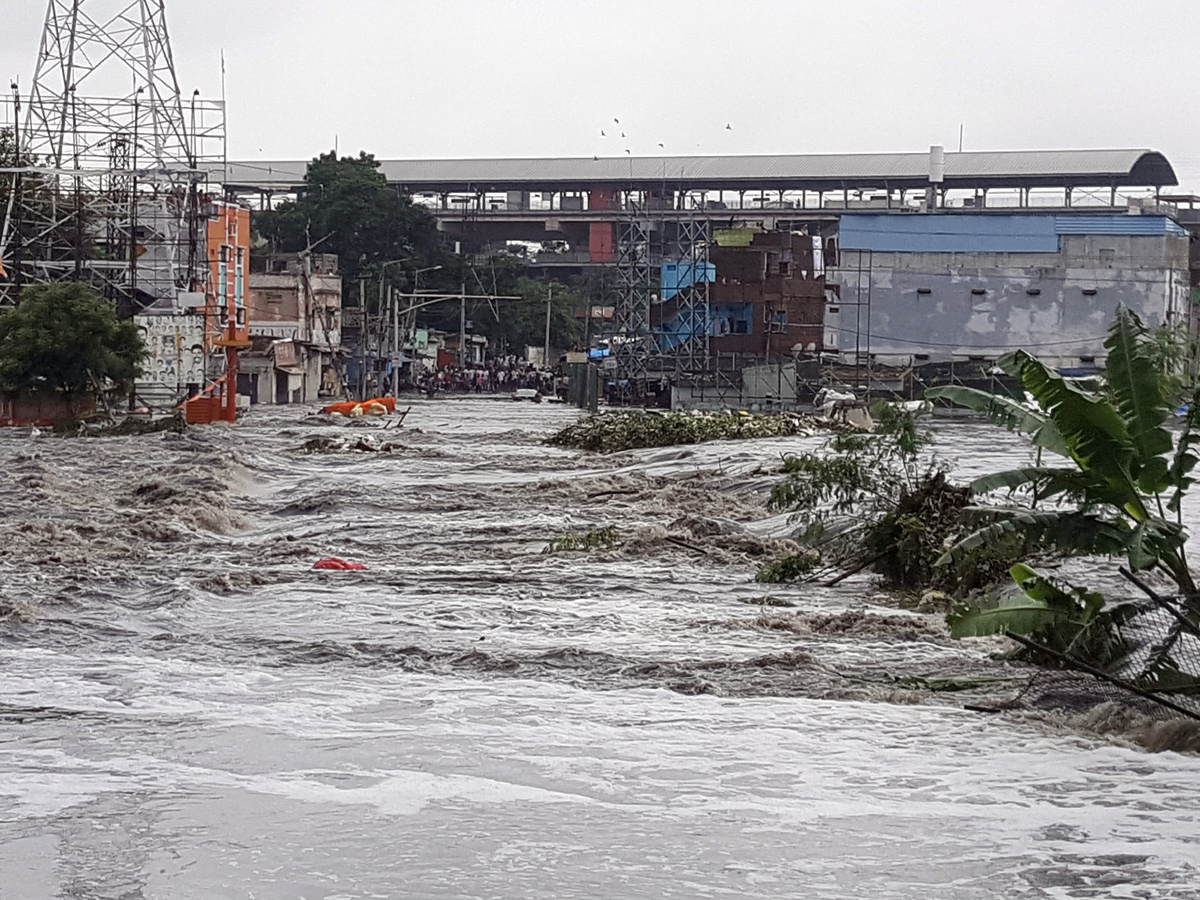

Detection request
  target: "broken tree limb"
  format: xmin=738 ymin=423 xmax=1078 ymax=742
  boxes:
xmin=824 ymin=553 xmax=884 ymax=587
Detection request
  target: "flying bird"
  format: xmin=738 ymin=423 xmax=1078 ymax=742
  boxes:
xmin=657 ymin=143 xmax=664 ymax=148
xmin=621 ymin=132 xmax=626 ymax=138
xmin=614 ymin=117 xmax=620 ymax=123
xmin=600 ymin=129 xmax=606 ymax=136
xmin=725 ymin=123 xmax=732 ymax=130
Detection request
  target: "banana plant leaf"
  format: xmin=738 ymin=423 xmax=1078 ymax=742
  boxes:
xmin=1104 ymin=306 xmax=1173 ymax=468
xmin=969 ymin=466 xmax=1088 ymax=500
xmin=947 ymin=594 xmax=1062 ymax=638
xmin=937 ymin=508 xmax=1134 ymax=567
xmin=1006 ymin=350 xmax=1135 ymax=475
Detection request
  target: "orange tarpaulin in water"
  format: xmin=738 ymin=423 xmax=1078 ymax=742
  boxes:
xmin=321 ymin=397 xmax=397 ymax=416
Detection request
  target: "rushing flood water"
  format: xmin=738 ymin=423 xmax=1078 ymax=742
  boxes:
xmin=1 ymin=399 xmax=1199 ymax=899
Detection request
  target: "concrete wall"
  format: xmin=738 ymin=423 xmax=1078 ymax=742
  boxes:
xmin=829 ymin=234 xmax=1191 ymax=366
xmin=240 ymin=346 xmax=325 ymax=407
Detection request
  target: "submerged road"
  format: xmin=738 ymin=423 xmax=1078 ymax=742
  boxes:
xmin=0 ymin=399 xmax=1198 ymax=898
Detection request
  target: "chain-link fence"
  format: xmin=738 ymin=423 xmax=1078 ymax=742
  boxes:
xmin=999 ymin=591 xmax=1200 ymax=724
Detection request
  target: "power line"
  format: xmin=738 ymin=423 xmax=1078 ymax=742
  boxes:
xmin=824 ymin=324 xmax=1106 ymax=350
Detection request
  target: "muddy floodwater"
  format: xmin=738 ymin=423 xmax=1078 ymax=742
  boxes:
xmin=1 ymin=399 xmax=1199 ymax=899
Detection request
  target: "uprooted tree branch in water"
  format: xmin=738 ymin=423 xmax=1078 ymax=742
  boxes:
xmin=757 ymin=402 xmax=1025 ymax=594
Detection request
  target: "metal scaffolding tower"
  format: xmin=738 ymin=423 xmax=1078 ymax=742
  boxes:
xmin=660 ymin=213 xmax=711 ymax=377
xmin=609 ymin=213 xmax=654 ymax=395
xmin=608 ymin=198 xmax=712 ymax=400
xmin=0 ymin=0 xmax=225 ymax=309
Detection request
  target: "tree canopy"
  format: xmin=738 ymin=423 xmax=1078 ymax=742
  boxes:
xmin=0 ymin=282 xmax=144 ymax=395
xmin=252 ymin=150 xmax=590 ymax=354
xmin=253 ymin=150 xmax=445 ymax=297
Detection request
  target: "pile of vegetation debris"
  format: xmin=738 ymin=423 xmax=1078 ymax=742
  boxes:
xmin=75 ymin=413 xmax=187 ymax=437
xmin=755 ymin=401 xmax=1018 ymax=592
xmin=547 ymin=409 xmax=830 ymax=453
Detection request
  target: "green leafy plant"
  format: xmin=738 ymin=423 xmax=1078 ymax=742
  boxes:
xmin=769 ymin=405 xmax=931 ymax=518
xmin=929 ymin=306 xmax=1198 ymax=605
xmin=948 ymin=564 xmax=1141 ymax=669
xmin=929 ymin=306 xmax=1200 ymax=696
xmin=755 ymin=551 xmax=819 ymax=584
xmin=764 ymin=403 xmax=1003 ymax=589
xmin=0 ymin=282 xmax=144 ymax=408
xmin=546 ymin=527 xmax=619 ymax=552
xmin=548 ymin=411 xmax=818 ymax=454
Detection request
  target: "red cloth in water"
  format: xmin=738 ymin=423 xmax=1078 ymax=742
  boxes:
xmin=313 ymin=557 xmax=368 ymax=570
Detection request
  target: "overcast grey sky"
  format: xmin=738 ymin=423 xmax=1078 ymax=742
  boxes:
xmin=3 ymin=0 xmax=1198 ymax=190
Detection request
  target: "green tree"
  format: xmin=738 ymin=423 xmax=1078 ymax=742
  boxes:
xmin=0 ymin=282 xmax=144 ymax=403
xmin=471 ymin=273 xmax=584 ymax=357
xmin=253 ymin=150 xmax=446 ymax=302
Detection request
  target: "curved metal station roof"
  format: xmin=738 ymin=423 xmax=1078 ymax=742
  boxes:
xmin=220 ymin=149 xmax=1177 ymax=193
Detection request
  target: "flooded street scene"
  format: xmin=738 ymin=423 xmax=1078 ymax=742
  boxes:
xmin=4 ymin=1 xmax=1200 ymax=897
xmin=2 ymin=401 xmax=1199 ymax=898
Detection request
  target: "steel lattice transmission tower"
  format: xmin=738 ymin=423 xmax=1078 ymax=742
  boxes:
xmin=1 ymin=0 xmax=225 ymax=309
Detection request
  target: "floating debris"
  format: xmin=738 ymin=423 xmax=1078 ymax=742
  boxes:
xmin=547 ymin=410 xmax=825 ymax=453
xmin=312 ymin=557 xmax=368 ymax=570
xmin=755 ymin=550 xmax=821 ymax=584
xmin=300 ymin=435 xmax=405 ymax=453
xmin=545 ymin=527 xmax=620 ymax=553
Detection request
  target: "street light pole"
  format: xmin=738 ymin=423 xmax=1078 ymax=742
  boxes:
xmin=376 ymin=257 xmax=409 ymax=396
xmin=459 ymin=281 xmax=467 ymax=368
xmin=544 ymin=282 xmax=552 ymax=369
xmin=391 ymin=284 xmax=399 ymax=395
xmin=407 ymin=264 xmax=442 ymax=380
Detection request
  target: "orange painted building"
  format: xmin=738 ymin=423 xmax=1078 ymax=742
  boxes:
xmin=205 ymin=204 xmax=251 ymax=350
xmin=184 ymin=203 xmax=252 ymax=424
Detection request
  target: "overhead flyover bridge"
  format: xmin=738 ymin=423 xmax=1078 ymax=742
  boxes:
xmin=217 ymin=147 xmax=1182 ymax=264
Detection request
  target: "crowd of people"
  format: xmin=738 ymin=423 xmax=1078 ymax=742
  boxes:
xmin=409 ymin=359 xmax=557 ymax=396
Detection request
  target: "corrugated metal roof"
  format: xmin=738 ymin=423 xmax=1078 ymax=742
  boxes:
xmin=217 ymin=149 xmax=1177 ymax=191
xmin=839 ymin=215 xmax=1059 ymax=253
xmin=1054 ymin=215 xmax=1188 ymax=236
xmin=840 ymin=213 xmax=1188 ymax=252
